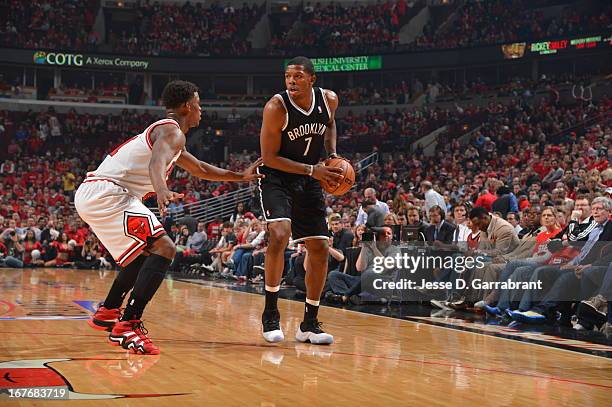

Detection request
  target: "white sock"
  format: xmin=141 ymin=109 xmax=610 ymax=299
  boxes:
xmin=305 ymin=298 xmax=320 ymax=306
xmin=265 ymin=285 xmax=280 ymax=293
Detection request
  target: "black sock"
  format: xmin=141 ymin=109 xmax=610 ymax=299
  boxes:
xmin=121 ymin=254 xmax=171 ymax=321
xmin=264 ymin=289 xmax=279 ymax=314
xmin=304 ymin=302 xmax=319 ymax=322
xmin=103 ymin=255 xmax=146 ymax=309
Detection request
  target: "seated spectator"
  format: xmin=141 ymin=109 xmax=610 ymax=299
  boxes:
xmin=479 ymin=206 xmax=561 ymax=314
xmin=509 ymin=197 xmax=612 ymax=324
xmin=22 ymin=229 xmax=43 ymax=267
xmin=384 ymin=213 xmax=399 ymax=226
xmin=187 ymin=222 xmax=208 ymax=253
xmin=0 ymin=230 xmax=24 ymax=268
xmin=329 ymin=214 xmax=354 ymax=272
xmin=174 ymin=225 xmax=191 ymax=253
xmin=75 ymin=237 xmax=103 ymax=269
xmin=361 ymin=199 xmax=386 ymax=229
xmin=470 ymin=207 xmax=520 ymax=257
xmin=328 ymin=226 xmax=398 ymax=305
xmin=204 ymin=222 xmax=236 ymax=275
xmin=178 ymin=207 xmax=198 ymax=235
xmin=424 ymin=205 xmax=456 ymax=244
xmin=230 ymin=220 xmax=266 ymax=280
xmin=492 ymin=185 xmax=518 ymax=219
xmin=45 ymin=232 xmax=74 ymax=267
xmin=355 ymin=188 xmax=390 ymax=226
xmin=507 ymin=212 xmax=522 ymax=235
xmin=447 ymin=206 xmax=519 ymax=309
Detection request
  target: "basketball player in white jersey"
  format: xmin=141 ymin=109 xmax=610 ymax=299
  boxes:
xmin=75 ymin=80 xmax=262 ymax=355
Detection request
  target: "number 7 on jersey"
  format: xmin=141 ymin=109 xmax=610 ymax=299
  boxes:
xmin=303 ymin=137 xmax=312 ymax=156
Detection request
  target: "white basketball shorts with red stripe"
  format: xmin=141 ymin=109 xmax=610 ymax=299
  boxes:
xmin=75 ymin=179 xmax=165 ymax=267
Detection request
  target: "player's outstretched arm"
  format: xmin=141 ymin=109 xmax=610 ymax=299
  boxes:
xmin=149 ymin=124 xmax=186 ymax=217
xmin=176 ymin=150 xmax=264 ymax=182
xmin=260 ymin=97 xmax=343 ymax=185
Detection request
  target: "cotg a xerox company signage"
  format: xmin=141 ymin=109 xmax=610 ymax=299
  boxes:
xmin=33 ymin=51 xmax=150 ymax=70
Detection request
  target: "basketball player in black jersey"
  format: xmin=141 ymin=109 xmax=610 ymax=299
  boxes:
xmin=258 ymin=56 xmax=344 ymax=344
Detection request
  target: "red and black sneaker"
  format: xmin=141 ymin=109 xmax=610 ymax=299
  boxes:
xmin=108 ymin=320 xmax=160 ymax=355
xmin=88 ymin=306 xmax=122 ymax=332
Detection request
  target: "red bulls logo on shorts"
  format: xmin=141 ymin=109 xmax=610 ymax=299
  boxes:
xmin=125 ymin=215 xmax=153 ymax=242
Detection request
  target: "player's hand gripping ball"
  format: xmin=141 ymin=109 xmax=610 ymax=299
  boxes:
xmin=320 ymin=157 xmax=355 ymax=196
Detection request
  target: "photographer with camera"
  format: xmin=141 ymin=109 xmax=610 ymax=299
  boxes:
xmin=0 ymin=229 xmax=25 ymax=268
xmin=75 ymin=237 xmax=102 ymax=269
xmin=326 ymin=221 xmax=399 ymax=304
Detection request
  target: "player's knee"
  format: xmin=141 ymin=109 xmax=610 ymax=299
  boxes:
xmin=268 ymin=223 xmax=291 ymax=245
xmin=306 ymin=239 xmax=328 ymax=253
xmin=149 ymin=236 xmax=176 ymax=259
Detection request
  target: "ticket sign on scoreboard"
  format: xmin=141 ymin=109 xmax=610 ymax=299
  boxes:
xmin=284 ymin=56 xmax=383 ymax=72
xmin=529 ymin=35 xmax=608 ymax=55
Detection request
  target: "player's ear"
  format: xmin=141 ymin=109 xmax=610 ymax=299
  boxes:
xmin=182 ymin=101 xmax=191 ymax=113
xmin=311 ymin=74 xmax=316 ymax=85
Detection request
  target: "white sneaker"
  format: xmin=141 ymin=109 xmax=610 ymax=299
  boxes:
xmin=474 ymin=300 xmax=486 ymax=309
xmin=295 ymin=320 xmax=334 ymax=345
xmin=262 ymin=312 xmax=284 ymax=343
xmin=262 ymin=328 xmax=285 ymax=343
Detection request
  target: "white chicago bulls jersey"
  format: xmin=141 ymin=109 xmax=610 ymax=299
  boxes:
xmin=85 ymin=118 xmax=182 ymax=201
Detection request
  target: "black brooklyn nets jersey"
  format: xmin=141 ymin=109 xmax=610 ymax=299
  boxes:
xmin=276 ymin=87 xmax=331 ymax=166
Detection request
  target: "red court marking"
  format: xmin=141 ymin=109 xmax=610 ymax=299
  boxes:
xmin=0 ymin=368 xmax=65 ymax=388
xmin=0 ymin=330 xmax=610 ymax=390
xmin=0 ymin=301 xmax=16 ymax=316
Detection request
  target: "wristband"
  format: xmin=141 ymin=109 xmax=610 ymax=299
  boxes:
xmin=306 ymin=164 xmax=314 ymax=176
xmin=328 ymin=153 xmax=339 ymax=159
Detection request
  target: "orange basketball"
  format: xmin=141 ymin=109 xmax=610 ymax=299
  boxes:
xmin=321 ymin=157 xmax=355 ymax=196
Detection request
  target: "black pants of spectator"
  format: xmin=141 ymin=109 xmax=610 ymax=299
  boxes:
xmin=251 ymin=252 xmax=265 ymax=278
xmin=291 ymin=254 xmax=332 ymax=294
xmin=170 ymin=251 xmax=212 ymax=272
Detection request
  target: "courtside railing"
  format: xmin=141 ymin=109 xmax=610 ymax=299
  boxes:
xmin=150 ymin=152 xmax=378 ymax=222
xmin=149 ymin=185 xmax=256 ymax=223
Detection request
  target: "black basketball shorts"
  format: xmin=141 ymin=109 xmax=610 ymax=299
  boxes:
xmin=257 ymin=166 xmax=329 ymax=242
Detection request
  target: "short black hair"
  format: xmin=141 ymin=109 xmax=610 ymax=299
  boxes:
xmin=361 ymin=199 xmax=376 ymax=209
xmin=286 ymin=56 xmax=315 ymax=75
xmin=162 ymin=80 xmax=199 ymax=109
xmin=469 ymin=207 xmax=489 ymax=219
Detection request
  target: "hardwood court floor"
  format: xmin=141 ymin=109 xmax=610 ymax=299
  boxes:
xmin=0 ymin=268 xmax=611 ymax=406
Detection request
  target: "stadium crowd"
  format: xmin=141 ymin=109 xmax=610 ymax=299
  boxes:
xmin=414 ymin=0 xmax=611 ymax=50
xmin=108 ymin=2 xmax=264 ymax=57
xmin=0 ymin=0 xmax=100 ymax=51
xmin=1 ymin=0 xmax=609 ymax=57
xmin=268 ymin=1 xmax=406 ymax=56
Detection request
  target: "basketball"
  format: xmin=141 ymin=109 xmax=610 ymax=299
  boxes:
xmin=321 ymin=157 xmax=355 ymax=196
